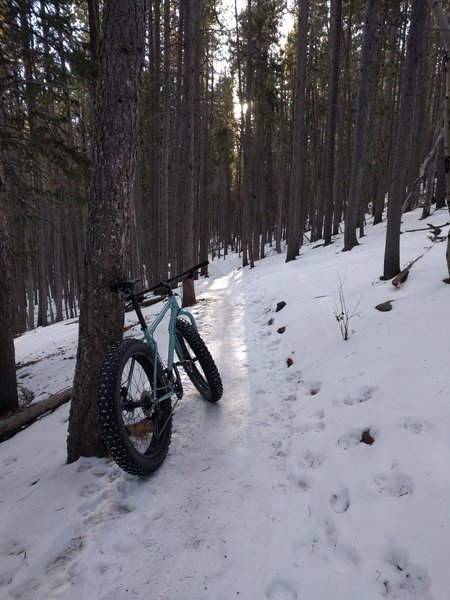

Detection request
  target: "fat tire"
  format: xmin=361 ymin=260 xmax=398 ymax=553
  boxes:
xmin=97 ymin=338 xmax=172 ymax=477
xmin=175 ymin=318 xmax=223 ymax=402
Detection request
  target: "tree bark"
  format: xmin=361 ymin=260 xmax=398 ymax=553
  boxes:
xmin=67 ymin=0 xmax=147 ymax=462
xmin=181 ymin=0 xmax=198 ymax=306
xmin=322 ymin=0 xmax=342 ymax=246
xmin=286 ymin=0 xmax=309 ymax=262
xmin=427 ymin=0 xmax=450 ymax=278
xmin=343 ymin=0 xmax=377 ymax=251
xmin=0 ymin=139 xmax=19 ymax=416
xmin=383 ymin=0 xmax=427 ymax=279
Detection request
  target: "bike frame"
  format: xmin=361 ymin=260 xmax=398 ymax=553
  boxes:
xmin=127 ymin=289 xmax=197 ymax=405
xmin=147 ymin=295 xmax=196 ymax=391
xmin=114 ymin=260 xmax=208 ymax=407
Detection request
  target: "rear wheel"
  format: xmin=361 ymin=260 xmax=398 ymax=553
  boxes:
xmin=97 ymin=338 xmax=172 ymax=476
xmin=175 ymin=318 xmax=223 ymax=402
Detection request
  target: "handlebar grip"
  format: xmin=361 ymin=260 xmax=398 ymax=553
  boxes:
xmin=194 ymin=260 xmax=209 ymax=270
xmin=186 ymin=260 xmax=209 ymax=279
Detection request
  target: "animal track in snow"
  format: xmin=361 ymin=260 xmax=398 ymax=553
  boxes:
xmin=79 ymin=482 xmax=103 ymax=498
xmin=265 ymin=577 xmax=298 ymax=600
xmin=298 ymin=451 xmax=325 ymax=470
xmin=329 ymin=485 xmax=350 ymax=513
xmin=336 ymin=386 xmax=378 ymax=406
xmin=292 ymin=519 xmax=360 ymax=568
xmin=45 ymin=536 xmax=84 ymax=574
xmin=398 ymin=417 xmax=428 ymax=435
xmin=287 ymin=472 xmax=313 ymax=492
xmin=299 ymin=381 xmax=321 ymax=396
xmin=377 ymin=544 xmax=431 ymax=598
xmin=283 ymin=394 xmax=297 ymax=403
xmin=271 ymin=440 xmax=288 ymax=459
xmin=373 ymin=469 xmax=414 ymax=498
xmin=337 ymin=427 xmax=379 ymax=450
xmin=297 ymin=421 xmax=326 ymax=434
xmin=0 ymin=540 xmax=27 ymax=589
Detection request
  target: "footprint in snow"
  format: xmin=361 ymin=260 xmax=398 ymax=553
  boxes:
xmin=283 ymin=394 xmax=297 ymax=403
xmin=297 ymin=421 xmax=326 ymax=434
xmin=337 ymin=427 xmax=378 ymax=450
xmin=0 ymin=540 xmax=27 ymax=588
xmin=298 ymin=451 xmax=325 ymax=470
xmin=292 ymin=520 xmax=360 ymax=568
xmin=265 ymin=577 xmax=298 ymax=600
xmin=302 ymin=381 xmax=322 ymax=396
xmin=336 ymin=385 xmax=378 ymax=406
xmin=398 ymin=416 xmax=428 ymax=434
xmin=287 ymin=472 xmax=313 ymax=492
xmin=79 ymin=481 xmax=103 ymax=498
xmin=271 ymin=440 xmax=288 ymax=459
xmin=373 ymin=470 xmax=414 ymax=498
xmin=329 ymin=485 xmax=350 ymax=513
xmin=376 ymin=544 xmax=431 ymax=598
xmin=77 ymin=462 xmax=136 ymax=525
xmin=45 ymin=536 xmax=85 ymax=574
xmin=286 ymin=368 xmax=302 ymax=383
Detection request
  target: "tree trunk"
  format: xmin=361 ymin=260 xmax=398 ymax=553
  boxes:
xmin=343 ymin=0 xmax=377 ymax=251
xmin=427 ymin=1 xmax=450 ymax=202
xmin=286 ymin=0 xmax=309 ymax=262
xmin=0 ymin=140 xmax=19 ymax=416
xmin=426 ymin=1 xmax=450 ymax=279
xmin=435 ymin=137 xmax=446 ymax=208
xmin=382 ymin=0 xmax=427 ymax=279
xmin=322 ymin=0 xmax=342 ymax=246
xmin=180 ymin=0 xmax=198 ymax=307
xmin=67 ymin=0 xmax=147 ymax=462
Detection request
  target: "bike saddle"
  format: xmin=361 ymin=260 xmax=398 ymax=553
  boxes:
xmin=110 ymin=278 xmax=141 ymax=293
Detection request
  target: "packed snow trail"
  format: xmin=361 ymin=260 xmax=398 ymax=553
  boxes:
xmin=3 ymin=209 xmax=450 ymax=599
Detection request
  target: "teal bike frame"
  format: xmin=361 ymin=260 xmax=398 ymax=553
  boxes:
xmin=113 ymin=261 xmax=208 ymax=406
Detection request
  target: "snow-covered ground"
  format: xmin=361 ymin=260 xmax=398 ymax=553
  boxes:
xmin=2 ymin=208 xmax=450 ymax=600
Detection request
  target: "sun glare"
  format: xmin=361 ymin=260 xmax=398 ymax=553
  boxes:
xmin=233 ymin=102 xmax=248 ymax=120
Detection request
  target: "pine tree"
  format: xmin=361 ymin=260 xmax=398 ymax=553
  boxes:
xmin=67 ymin=0 xmax=147 ymax=462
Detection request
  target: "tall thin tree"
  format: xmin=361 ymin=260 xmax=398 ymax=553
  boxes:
xmin=382 ymin=0 xmax=427 ymax=279
xmin=321 ymin=0 xmax=342 ymax=246
xmin=0 ymin=139 xmax=18 ymax=416
xmin=343 ymin=0 xmax=377 ymax=251
xmin=286 ymin=0 xmax=310 ymax=262
xmin=67 ymin=0 xmax=147 ymax=462
xmin=180 ymin=0 xmax=199 ymax=306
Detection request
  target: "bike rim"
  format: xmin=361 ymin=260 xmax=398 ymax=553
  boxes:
xmin=119 ymin=355 xmax=166 ymax=456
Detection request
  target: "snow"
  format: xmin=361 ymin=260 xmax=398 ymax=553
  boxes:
xmin=2 ymin=207 xmax=450 ymax=600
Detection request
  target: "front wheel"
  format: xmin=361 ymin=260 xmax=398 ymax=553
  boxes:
xmin=175 ymin=318 xmax=223 ymax=402
xmin=97 ymin=338 xmax=172 ymax=477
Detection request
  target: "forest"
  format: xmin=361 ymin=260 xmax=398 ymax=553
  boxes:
xmin=1 ymin=1 xmax=450 ymax=425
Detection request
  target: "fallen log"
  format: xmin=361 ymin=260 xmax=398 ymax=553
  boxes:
xmin=405 ymin=221 xmax=450 ymax=234
xmin=0 ymin=387 xmax=72 ymax=443
xmin=391 ymin=248 xmax=432 ymax=287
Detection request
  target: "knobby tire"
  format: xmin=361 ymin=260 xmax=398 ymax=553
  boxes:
xmin=175 ymin=318 xmax=223 ymax=402
xmin=97 ymin=338 xmax=172 ymax=477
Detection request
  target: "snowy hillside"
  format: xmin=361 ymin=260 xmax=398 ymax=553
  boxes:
xmin=2 ymin=207 xmax=450 ymax=600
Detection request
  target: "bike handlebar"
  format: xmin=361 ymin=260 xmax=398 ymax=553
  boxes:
xmin=139 ymin=260 xmax=209 ymax=296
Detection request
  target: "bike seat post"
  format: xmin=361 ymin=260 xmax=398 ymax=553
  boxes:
xmin=128 ymin=292 xmax=148 ymax=332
